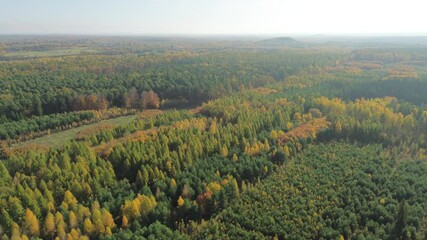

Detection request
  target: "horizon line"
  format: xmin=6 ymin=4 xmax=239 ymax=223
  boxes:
xmin=1 ymin=32 xmax=427 ymax=38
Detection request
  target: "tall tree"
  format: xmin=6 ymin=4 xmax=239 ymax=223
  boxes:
xmin=394 ymin=201 xmax=409 ymax=240
xmin=123 ymin=87 xmax=139 ymax=108
xmin=22 ymin=209 xmax=39 ymax=237
xmin=43 ymin=212 xmax=55 ymax=236
xmin=141 ymin=90 xmax=160 ymax=109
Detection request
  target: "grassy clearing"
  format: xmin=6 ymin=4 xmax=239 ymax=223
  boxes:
xmin=6 ymin=107 xmax=192 ymax=156
xmin=13 ymin=114 xmax=137 ymax=149
xmin=3 ymin=47 xmax=97 ymax=58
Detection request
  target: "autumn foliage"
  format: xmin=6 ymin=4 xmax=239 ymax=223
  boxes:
xmin=280 ymin=118 xmax=331 ymax=143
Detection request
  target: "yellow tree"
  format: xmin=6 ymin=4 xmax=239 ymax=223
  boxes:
xmin=206 ymin=182 xmax=222 ymax=193
xmin=69 ymin=229 xmax=80 ymax=239
xmin=80 ymin=235 xmax=90 ymax=240
xmin=92 ymin=208 xmax=105 ymax=235
xmin=270 ymin=130 xmax=278 ymax=139
xmin=403 ymin=114 xmax=415 ymax=131
xmin=10 ymin=222 xmax=21 ymax=240
xmin=209 ymin=121 xmax=218 ymax=134
xmin=139 ymin=195 xmax=157 ymax=214
xmin=177 ymin=196 xmax=185 ymax=207
xmin=23 ymin=209 xmax=39 ymax=237
xmin=76 ymin=205 xmax=90 ymax=223
xmin=105 ymin=226 xmax=113 ymax=236
xmin=83 ymin=218 xmax=93 ymax=236
xmin=220 ymin=145 xmax=229 ymax=157
xmin=283 ymin=146 xmax=290 ymax=157
xmin=121 ymin=199 xmax=141 ymax=220
xmin=232 ymin=154 xmax=238 ymax=162
xmin=122 ymin=216 xmax=129 ymax=228
xmin=264 ymin=139 xmax=270 ymax=151
xmin=57 ymin=222 xmax=67 ymax=240
xmin=54 ymin=212 xmax=65 ymax=228
xmin=69 ymin=211 xmax=78 ymax=229
xmin=63 ymin=190 xmax=78 ymax=209
xmin=231 ymin=178 xmax=240 ymax=197
xmin=101 ymin=209 xmax=115 ymax=229
xmin=293 ymin=112 xmax=302 ymax=122
xmin=43 ymin=212 xmax=55 ymax=236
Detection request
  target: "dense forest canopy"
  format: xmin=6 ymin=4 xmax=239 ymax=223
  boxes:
xmin=0 ymin=48 xmax=344 ymax=122
xmin=0 ymin=36 xmax=427 ymax=239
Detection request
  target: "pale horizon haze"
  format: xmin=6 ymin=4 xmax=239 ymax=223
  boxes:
xmin=0 ymin=0 xmax=426 ymax=35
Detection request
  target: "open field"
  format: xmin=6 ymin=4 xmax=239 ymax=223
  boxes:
xmin=2 ymin=47 xmax=98 ymax=58
xmin=12 ymin=114 xmax=137 ymax=149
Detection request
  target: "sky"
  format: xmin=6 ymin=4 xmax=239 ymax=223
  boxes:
xmin=0 ymin=0 xmax=426 ymax=35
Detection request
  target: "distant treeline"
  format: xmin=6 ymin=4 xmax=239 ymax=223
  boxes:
xmin=0 ymin=50 xmax=343 ymax=122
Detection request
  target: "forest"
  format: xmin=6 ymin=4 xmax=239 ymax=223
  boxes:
xmin=0 ymin=36 xmax=427 ymax=240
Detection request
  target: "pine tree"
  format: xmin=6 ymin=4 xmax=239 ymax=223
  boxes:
xmin=241 ymin=181 xmax=247 ymax=192
xmin=231 ymin=178 xmax=240 ymax=197
xmin=0 ymin=162 xmax=11 ymax=185
xmin=335 ymin=120 xmax=342 ymax=134
xmin=8 ymin=197 xmax=24 ymax=221
xmin=0 ymin=209 xmax=13 ymax=231
xmin=394 ymin=201 xmax=409 ymax=240
xmin=142 ymin=168 xmax=149 ymax=186
xmin=135 ymin=170 xmax=144 ymax=186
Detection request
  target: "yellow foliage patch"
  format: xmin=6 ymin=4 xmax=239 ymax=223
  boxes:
xmin=251 ymin=87 xmax=278 ymax=94
xmin=138 ymin=109 xmax=164 ymax=119
xmin=76 ymin=123 xmax=116 ymax=140
xmin=1 ymin=143 xmax=50 ymax=157
xmin=280 ymin=118 xmax=331 ymax=143
xmin=383 ymin=65 xmax=419 ymax=80
xmin=94 ymin=128 xmax=158 ymax=157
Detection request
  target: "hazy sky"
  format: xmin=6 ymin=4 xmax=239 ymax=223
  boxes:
xmin=0 ymin=0 xmax=426 ymax=35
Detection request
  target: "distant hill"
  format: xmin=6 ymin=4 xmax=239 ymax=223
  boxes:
xmin=259 ymin=37 xmax=298 ymax=46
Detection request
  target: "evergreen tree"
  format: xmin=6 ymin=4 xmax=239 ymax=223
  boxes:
xmin=394 ymin=201 xmax=409 ymax=240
